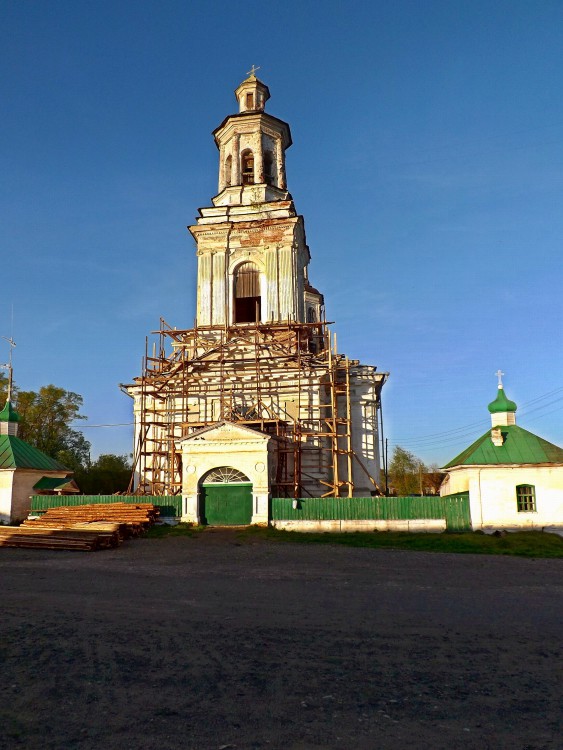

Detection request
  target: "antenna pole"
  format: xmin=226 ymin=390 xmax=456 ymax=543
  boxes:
xmin=1 ymin=336 xmax=16 ymax=404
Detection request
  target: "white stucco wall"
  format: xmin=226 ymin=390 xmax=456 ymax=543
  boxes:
xmin=0 ymin=471 xmax=15 ymax=524
xmin=443 ymin=465 xmax=563 ymax=530
xmin=273 ymin=519 xmax=446 ymax=533
xmin=349 ymin=365 xmax=383 ymax=494
xmin=193 ymin=214 xmax=307 ymax=327
xmin=0 ymin=469 xmax=70 ymax=524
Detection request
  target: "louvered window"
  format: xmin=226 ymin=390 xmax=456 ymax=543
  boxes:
xmin=234 ymin=262 xmax=261 ymax=323
xmin=235 ymin=262 xmax=260 ymax=298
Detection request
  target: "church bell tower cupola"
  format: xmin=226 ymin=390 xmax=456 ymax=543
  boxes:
xmin=235 ymin=68 xmax=270 ymax=113
xmin=211 ymin=69 xmax=292 ymax=205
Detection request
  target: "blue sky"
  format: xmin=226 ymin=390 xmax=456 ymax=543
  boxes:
xmin=2 ymin=0 xmax=562 ymax=466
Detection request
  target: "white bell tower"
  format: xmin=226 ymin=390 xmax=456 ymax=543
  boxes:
xmin=189 ymin=71 xmax=324 ymax=328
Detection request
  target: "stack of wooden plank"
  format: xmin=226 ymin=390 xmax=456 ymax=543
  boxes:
xmin=0 ymin=524 xmax=121 ymax=551
xmin=24 ymin=503 xmax=159 ymax=538
xmin=0 ymin=503 xmax=159 ymax=552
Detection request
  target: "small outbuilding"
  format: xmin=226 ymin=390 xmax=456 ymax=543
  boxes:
xmin=440 ymin=378 xmax=563 ymax=532
xmin=0 ymin=400 xmax=73 ymax=523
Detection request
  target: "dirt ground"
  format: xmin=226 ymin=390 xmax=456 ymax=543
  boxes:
xmin=0 ymin=530 xmax=561 ymax=750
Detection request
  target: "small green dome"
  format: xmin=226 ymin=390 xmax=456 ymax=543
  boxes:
xmin=488 ymin=388 xmax=517 ymax=414
xmin=0 ymin=401 xmax=20 ymax=422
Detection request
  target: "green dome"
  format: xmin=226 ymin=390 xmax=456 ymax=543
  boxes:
xmin=0 ymin=400 xmax=20 ymax=422
xmin=488 ymin=388 xmax=517 ymax=414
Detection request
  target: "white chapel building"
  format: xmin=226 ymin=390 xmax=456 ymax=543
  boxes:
xmin=441 ymin=377 xmax=563 ymax=532
xmin=126 ymin=72 xmax=388 ymax=525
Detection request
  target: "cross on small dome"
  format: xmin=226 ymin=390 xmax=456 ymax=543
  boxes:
xmin=488 ymin=372 xmax=517 ymax=422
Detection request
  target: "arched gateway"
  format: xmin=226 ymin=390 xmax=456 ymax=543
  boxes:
xmin=177 ymin=422 xmax=271 ymax=526
xmin=200 ymin=467 xmax=252 ymax=525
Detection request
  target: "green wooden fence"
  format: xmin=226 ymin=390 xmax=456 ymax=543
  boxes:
xmin=271 ymin=493 xmax=471 ymax=531
xmin=30 ymin=494 xmax=182 ymax=518
xmin=30 ymin=492 xmax=472 ymax=531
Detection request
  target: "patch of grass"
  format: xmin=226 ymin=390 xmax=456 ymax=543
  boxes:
xmin=144 ymin=523 xmax=563 ymax=557
xmin=236 ymin=526 xmax=563 ymax=558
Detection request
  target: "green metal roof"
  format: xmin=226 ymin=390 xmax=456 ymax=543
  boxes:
xmin=444 ymin=424 xmax=563 ymax=469
xmin=0 ymin=401 xmax=20 ymax=422
xmin=0 ymin=435 xmax=69 ymax=471
xmin=488 ymin=387 xmax=517 ymax=414
xmin=33 ymin=476 xmax=74 ymax=490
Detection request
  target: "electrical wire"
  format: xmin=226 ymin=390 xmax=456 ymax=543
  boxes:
xmin=72 ymin=422 xmax=134 ymax=428
xmin=389 ymin=388 xmax=563 ymax=451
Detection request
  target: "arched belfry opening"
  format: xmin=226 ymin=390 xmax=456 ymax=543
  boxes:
xmin=241 ymin=150 xmax=254 ymax=185
xmin=234 ymin=262 xmax=261 ymax=323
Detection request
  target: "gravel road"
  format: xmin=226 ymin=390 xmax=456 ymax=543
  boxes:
xmin=1 ymin=530 xmax=561 ymax=749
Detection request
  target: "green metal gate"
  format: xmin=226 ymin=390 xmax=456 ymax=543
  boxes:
xmin=200 ymin=483 xmax=253 ymax=525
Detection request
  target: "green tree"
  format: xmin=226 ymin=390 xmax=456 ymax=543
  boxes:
xmin=0 ymin=371 xmax=10 ymax=403
xmin=76 ymin=454 xmax=132 ymax=495
xmin=423 ymin=463 xmax=446 ymax=495
xmin=388 ymin=446 xmax=426 ymax=496
xmin=15 ymin=385 xmax=91 ymax=468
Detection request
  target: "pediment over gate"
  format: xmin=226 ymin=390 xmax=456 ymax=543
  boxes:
xmin=177 ymin=420 xmax=270 ymax=446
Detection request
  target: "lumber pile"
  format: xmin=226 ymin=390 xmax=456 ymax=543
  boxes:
xmin=23 ymin=503 xmax=159 ymax=537
xmin=0 ymin=503 xmax=159 ymax=552
xmin=0 ymin=524 xmax=121 ymax=551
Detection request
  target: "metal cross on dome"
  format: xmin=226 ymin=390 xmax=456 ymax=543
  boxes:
xmin=247 ymin=64 xmax=260 ymax=77
xmin=496 ymin=369 xmax=504 ymax=388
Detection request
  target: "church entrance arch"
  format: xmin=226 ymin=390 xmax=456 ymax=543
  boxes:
xmin=199 ymin=466 xmax=253 ymax=525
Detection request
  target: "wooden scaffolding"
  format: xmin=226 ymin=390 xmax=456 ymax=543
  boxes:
xmin=127 ymin=318 xmax=386 ymax=498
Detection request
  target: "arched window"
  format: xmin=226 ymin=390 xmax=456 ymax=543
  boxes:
xmin=234 ymin=262 xmax=261 ymax=324
xmin=307 ymin=306 xmax=316 ymax=323
xmin=203 ymin=467 xmax=250 ymax=484
xmin=263 ymin=151 xmax=274 ymax=185
xmin=241 ymin=150 xmax=254 ymax=185
xmin=224 ymin=155 xmax=232 ymax=187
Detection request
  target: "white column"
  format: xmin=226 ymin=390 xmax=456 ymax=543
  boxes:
xmin=196 ymin=253 xmax=212 ymax=325
xmin=212 ymin=252 xmax=226 ymax=325
xmin=218 ymin=144 xmax=225 ymax=192
xmin=232 ymin=134 xmax=241 ymax=184
xmin=265 ymin=247 xmax=278 ymax=322
xmin=275 ymin=137 xmax=286 ymax=189
xmin=182 ymin=493 xmax=200 ymax=524
xmin=251 ymin=489 xmax=270 ymax=525
xmin=254 ymin=133 xmax=264 ymax=184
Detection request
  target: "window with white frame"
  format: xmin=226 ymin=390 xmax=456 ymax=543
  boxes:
xmin=516 ymin=484 xmax=536 ymax=512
